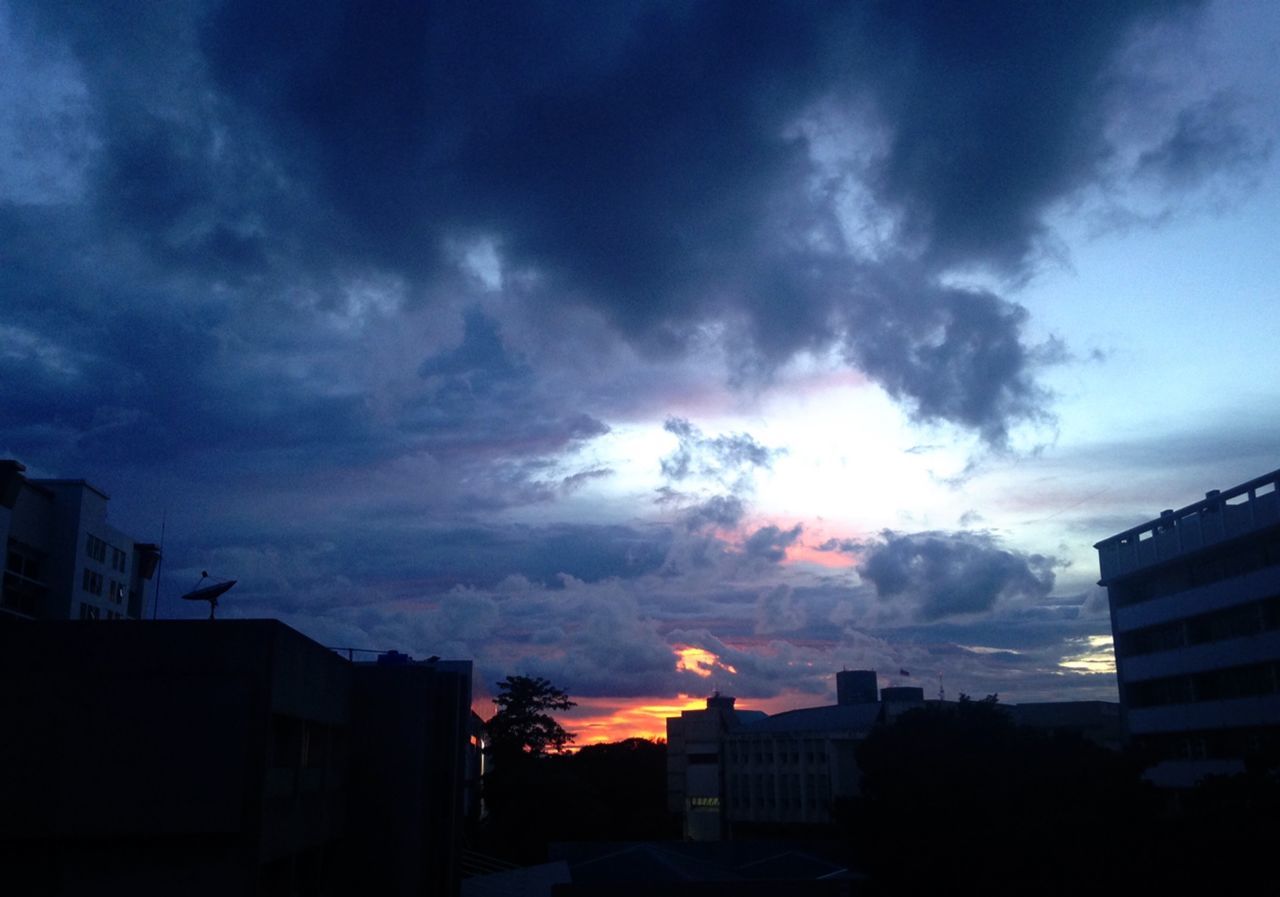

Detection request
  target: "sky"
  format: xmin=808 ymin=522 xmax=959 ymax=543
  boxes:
xmin=3 ymin=0 xmax=1278 ymax=743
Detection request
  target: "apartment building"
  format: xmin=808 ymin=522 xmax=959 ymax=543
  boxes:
xmin=1096 ymin=467 xmax=1280 ymax=786
xmin=1 ymin=460 xmax=160 ymax=621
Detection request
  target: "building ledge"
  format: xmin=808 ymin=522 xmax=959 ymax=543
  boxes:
xmin=1096 ymin=468 xmax=1280 ymax=583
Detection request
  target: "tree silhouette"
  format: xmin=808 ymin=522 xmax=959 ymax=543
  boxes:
xmin=846 ymin=701 xmax=1151 ymax=890
xmin=487 ymin=675 xmax=576 ymax=758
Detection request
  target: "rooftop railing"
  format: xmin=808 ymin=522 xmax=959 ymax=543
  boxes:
xmin=1095 ymin=467 xmax=1280 ymax=583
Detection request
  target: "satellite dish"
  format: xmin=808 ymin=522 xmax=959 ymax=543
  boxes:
xmin=180 ymin=573 xmax=236 ymax=620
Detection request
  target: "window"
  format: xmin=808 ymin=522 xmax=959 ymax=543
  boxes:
xmin=81 ymin=569 xmax=103 ymax=596
xmin=6 ymin=542 xmax=44 ymax=581
xmin=85 ymin=534 xmax=107 ymax=563
xmin=1129 ymin=662 xmax=1280 ymax=707
xmin=107 ymin=580 xmax=125 ymax=604
xmin=1125 ymin=595 xmax=1279 ymax=658
xmin=79 ymin=602 xmax=100 ymax=620
xmin=111 ymin=548 xmax=127 ymax=572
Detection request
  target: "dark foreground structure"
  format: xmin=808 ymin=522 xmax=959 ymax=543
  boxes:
xmin=1097 ymin=466 xmax=1280 ymax=786
xmin=0 ymin=618 xmax=472 ymax=896
xmin=666 ymin=671 xmax=1120 ymax=841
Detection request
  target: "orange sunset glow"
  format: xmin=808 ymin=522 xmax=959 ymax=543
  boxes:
xmin=468 ymin=694 xmax=711 ymax=746
xmin=675 ymin=645 xmax=737 ymax=678
xmin=559 ymin=688 xmax=832 ymax=745
xmin=564 ymin=694 xmax=707 ymax=744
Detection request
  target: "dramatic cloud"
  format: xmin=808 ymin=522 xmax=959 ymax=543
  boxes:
xmin=2 ymin=0 xmax=1271 ymax=727
xmin=681 ymin=495 xmax=747 ymax=533
xmin=860 ymin=531 xmax=1057 ymax=621
xmin=3 ymin=0 xmax=1244 ymax=457
xmin=743 ymin=524 xmax=804 ymax=564
xmin=755 ymin=584 xmax=806 ymax=635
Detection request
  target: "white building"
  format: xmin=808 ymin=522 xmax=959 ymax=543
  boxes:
xmin=721 ymin=702 xmax=881 ymax=829
xmin=1 ymin=460 xmax=160 ymax=622
xmin=668 ymin=672 xmax=1120 ymax=837
xmin=666 ymin=672 xmax=924 ymax=839
xmin=1096 ymin=467 xmax=1280 ymax=786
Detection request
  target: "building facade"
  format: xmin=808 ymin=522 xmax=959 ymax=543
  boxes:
xmin=667 ymin=672 xmax=921 ymax=839
xmin=665 ymin=693 xmax=766 ymax=840
xmin=1 ymin=460 xmax=160 ymax=622
xmin=1096 ymin=467 xmax=1280 ymax=786
xmin=668 ymin=673 xmax=1119 ymax=837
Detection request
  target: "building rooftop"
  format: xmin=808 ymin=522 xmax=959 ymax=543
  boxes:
xmin=1095 ymin=467 xmax=1280 ymax=584
xmin=29 ymin=477 xmax=112 ymax=501
xmin=737 ymin=702 xmax=881 ymax=735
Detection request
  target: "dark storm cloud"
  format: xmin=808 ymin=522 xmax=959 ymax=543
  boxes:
xmin=3 ymin=0 xmax=1231 ymax=453
xmin=682 ymin=494 xmax=747 ymax=532
xmin=743 ymin=523 xmax=803 ymax=564
xmin=348 ymin=522 xmax=673 ymax=592
xmin=860 ymin=530 xmax=1056 ymax=622
xmin=857 ymin=2 xmax=1173 ymax=272
xmin=0 ymin=0 xmax=1250 ymax=711
xmin=410 ymin=309 xmax=609 ymax=461
xmin=838 ymin=272 xmax=1060 ymax=443
xmin=160 ymin=517 xmax=683 ymax=648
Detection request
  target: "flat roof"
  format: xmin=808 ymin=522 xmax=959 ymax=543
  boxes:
xmin=1094 ymin=467 xmax=1280 ymax=583
xmin=736 ymin=702 xmax=881 ymax=734
xmin=30 ymin=477 xmax=111 ymax=501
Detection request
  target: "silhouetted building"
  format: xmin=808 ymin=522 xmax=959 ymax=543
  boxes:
xmin=665 ymin=693 xmax=766 ymax=840
xmin=835 ymin=670 xmax=876 ymax=705
xmin=347 ymin=655 xmax=474 ymax=896
xmin=721 ymin=702 xmax=880 ymax=831
xmin=1096 ymin=467 xmax=1280 ymax=786
xmin=667 ymin=674 xmax=897 ymax=838
xmin=0 ymin=618 xmax=472 ymax=896
xmin=668 ymin=674 xmax=1119 ymax=837
xmin=0 ymin=460 xmax=160 ymax=621
xmin=876 ymin=686 xmax=924 ymax=722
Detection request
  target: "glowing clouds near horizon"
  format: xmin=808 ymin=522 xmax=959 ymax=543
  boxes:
xmin=670 ymin=644 xmax=742 ymax=680
xmin=564 ymin=694 xmax=710 ymax=745
xmin=1058 ymin=635 xmax=1116 ymax=676
xmin=675 ymin=645 xmax=737 ymax=679
xmin=527 ymin=646 xmax=745 ymax=747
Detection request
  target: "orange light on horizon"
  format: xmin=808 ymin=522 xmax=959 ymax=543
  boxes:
xmin=564 ymin=694 xmax=711 ymax=745
xmin=472 ymin=687 xmax=833 ymax=749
